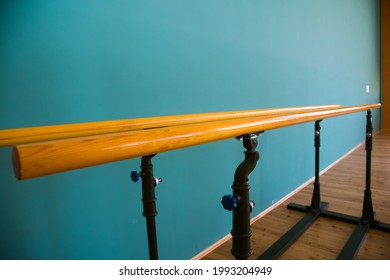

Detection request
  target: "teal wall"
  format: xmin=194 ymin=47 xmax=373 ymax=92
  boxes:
xmin=0 ymin=0 xmax=381 ymax=259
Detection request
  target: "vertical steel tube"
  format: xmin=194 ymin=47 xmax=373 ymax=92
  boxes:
xmin=310 ymin=120 xmax=322 ymax=210
xmin=140 ymin=155 xmax=159 ymax=260
xmin=362 ymin=110 xmax=375 ymax=222
xmin=231 ymin=134 xmax=260 ymax=260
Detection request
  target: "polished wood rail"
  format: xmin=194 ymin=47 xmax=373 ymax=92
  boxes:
xmin=0 ymin=105 xmax=339 ymax=147
xmin=12 ymin=104 xmax=380 ymax=180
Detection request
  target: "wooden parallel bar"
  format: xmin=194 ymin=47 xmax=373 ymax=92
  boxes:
xmin=12 ymin=104 xmax=380 ymax=180
xmin=0 ymin=105 xmax=339 ymax=147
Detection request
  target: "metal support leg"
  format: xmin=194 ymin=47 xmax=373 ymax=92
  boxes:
xmin=140 ymin=155 xmax=159 ymax=260
xmin=311 ymin=120 xmax=322 ymax=210
xmin=131 ymin=154 xmax=162 ymax=260
xmin=259 ymin=121 xmax=328 ymax=259
xmin=336 ymin=110 xmax=379 ymax=259
xmin=232 ymin=134 xmax=259 ymax=260
xmin=362 ymin=110 xmax=375 ymax=222
xmin=266 ymin=111 xmax=390 ymax=260
xmin=288 ymin=120 xmax=329 ymax=214
xmin=222 ymin=133 xmax=260 ymax=260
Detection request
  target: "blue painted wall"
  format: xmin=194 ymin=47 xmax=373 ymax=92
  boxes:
xmin=0 ymin=0 xmax=381 ymax=259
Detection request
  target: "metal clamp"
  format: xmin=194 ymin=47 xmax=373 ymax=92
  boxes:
xmin=131 ymin=171 xmax=163 ymax=187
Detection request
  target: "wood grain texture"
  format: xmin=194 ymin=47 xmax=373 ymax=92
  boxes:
xmin=12 ymin=104 xmax=380 ymax=180
xmin=0 ymin=105 xmax=340 ymax=147
xmin=200 ymin=130 xmax=390 ymax=260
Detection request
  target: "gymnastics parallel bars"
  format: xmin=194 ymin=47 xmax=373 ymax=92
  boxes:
xmin=4 ymin=103 xmax=388 ymax=260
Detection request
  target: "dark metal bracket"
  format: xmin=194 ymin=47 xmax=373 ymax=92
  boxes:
xmin=131 ymin=154 xmax=162 ymax=260
xmin=258 ymin=110 xmax=390 ymax=260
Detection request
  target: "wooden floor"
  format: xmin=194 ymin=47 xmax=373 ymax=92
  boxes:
xmin=201 ymin=130 xmax=390 ymax=260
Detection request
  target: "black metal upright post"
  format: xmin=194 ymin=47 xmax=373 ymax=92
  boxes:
xmin=311 ymin=120 xmax=322 ymax=210
xmin=287 ymin=120 xmax=329 ymax=214
xmin=362 ymin=110 xmax=375 ymax=222
xmin=140 ymin=155 xmax=159 ymax=260
xmin=131 ymin=154 xmax=161 ymax=260
xmin=222 ymin=133 xmax=260 ymax=260
xmin=336 ymin=110 xmax=376 ymax=259
xmin=232 ymin=134 xmax=259 ymax=260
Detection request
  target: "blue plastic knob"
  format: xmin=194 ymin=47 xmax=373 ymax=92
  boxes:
xmin=221 ymin=194 xmax=237 ymax=211
xmin=130 ymin=171 xmax=140 ymax=182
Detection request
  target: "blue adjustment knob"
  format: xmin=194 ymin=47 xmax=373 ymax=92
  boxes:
xmin=221 ymin=194 xmax=238 ymax=211
xmin=130 ymin=171 xmax=140 ymax=182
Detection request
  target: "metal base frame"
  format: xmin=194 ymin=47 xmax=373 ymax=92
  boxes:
xmin=258 ymin=111 xmax=390 ymax=260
